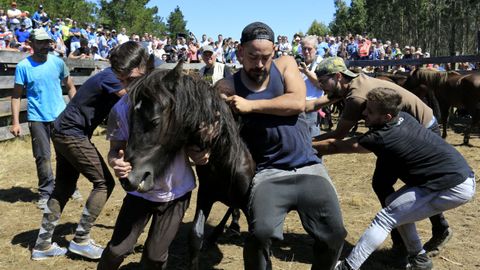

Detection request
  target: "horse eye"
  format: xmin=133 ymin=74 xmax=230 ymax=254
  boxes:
xmin=151 ymin=117 xmax=161 ymax=127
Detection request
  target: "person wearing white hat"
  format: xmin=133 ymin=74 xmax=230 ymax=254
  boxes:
xmin=199 ymin=45 xmax=232 ymax=85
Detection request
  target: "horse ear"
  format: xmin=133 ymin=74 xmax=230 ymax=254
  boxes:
xmin=164 ymin=60 xmax=184 ymax=83
xmin=146 ymin=54 xmax=155 ymax=74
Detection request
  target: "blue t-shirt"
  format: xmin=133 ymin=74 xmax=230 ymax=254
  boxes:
xmin=53 ymin=68 xmax=123 ymax=138
xmin=15 ymin=55 xmax=69 ymax=122
xmin=317 ymin=41 xmax=329 ymax=57
xmin=69 ymin=27 xmax=81 ymax=42
xmin=49 ymin=30 xmax=61 ymax=42
xmin=15 ymin=29 xmax=30 ymax=42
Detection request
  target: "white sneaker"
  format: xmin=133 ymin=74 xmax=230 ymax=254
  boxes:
xmin=31 ymin=242 xmax=67 ymax=260
xmin=68 ymin=239 xmax=104 ymax=260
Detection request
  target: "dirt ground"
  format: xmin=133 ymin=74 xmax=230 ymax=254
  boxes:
xmin=0 ymin=124 xmax=478 ymax=270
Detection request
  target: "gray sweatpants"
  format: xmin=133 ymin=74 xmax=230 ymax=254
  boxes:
xmin=243 ymin=163 xmax=347 ymax=270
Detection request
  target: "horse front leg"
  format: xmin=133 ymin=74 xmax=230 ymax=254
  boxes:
xmin=189 ymin=200 xmax=213 ymax=270
xmin=227 ymin=208 xmax=241 ymax=236
xmin=208 ymin=207 xmax=234 ymax=243
xmin=463 ymin=105 xmax=479 ymax=146
xmin=439 ymin=103 xmax=450 ymax=139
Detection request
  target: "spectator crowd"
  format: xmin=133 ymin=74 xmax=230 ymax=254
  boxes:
xmin=1 ymin=1 xmax=476 ymax=72
xmin=0 ymin=2 xmax=474 ymax=72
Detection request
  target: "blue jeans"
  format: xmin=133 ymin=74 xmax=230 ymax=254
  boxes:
xmin=347 ymin=173 xmax=476 ymax=270
xmin=28 ymin=121 xmax=55 ymax=199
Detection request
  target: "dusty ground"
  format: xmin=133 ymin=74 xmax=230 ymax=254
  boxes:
xmin=0 ymin=123 xmax=478 ymax=270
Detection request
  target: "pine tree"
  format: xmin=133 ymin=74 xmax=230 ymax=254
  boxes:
xmin=167 ymin=6 xmax=188 ymax=39
xmin=307 ymin=20 xmax=330 ymax=36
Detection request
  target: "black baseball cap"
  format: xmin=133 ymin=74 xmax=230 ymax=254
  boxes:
xmin=240 ymin=22 xmax=274 ymax=44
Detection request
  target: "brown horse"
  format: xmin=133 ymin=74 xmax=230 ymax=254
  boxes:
xmin=403 ymin=68 xmax=480 ymax=145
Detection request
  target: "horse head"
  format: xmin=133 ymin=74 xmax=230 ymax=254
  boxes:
xmin=121 ymin=62 xmax=188 ymax=193
xmin=120 ymin=61 xmax=225 ymax=193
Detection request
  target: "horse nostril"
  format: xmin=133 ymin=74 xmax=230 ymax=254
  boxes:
xmin=137 ymin=171 xmax=153 ymax=193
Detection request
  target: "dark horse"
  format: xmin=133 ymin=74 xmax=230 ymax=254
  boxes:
xmin=404 ymin=68 xmax=480 ymax=145
xmin=120 ymin=62 xmax=255 ymax=269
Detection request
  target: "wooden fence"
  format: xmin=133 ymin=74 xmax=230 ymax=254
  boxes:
xmin=0 ymin=50 xmax=478 ymax=141
xmin=0 ymin=51 xmax=110 ymax=140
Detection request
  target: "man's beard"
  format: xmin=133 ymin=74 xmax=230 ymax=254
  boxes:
xmin=326 ymin=82 xmax=344 ymax=100
xmin=245 ymin=67 xmax=268 ymax=84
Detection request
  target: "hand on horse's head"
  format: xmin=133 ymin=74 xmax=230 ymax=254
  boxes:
xmin=110 ymin=149 xmax=132 ymax=179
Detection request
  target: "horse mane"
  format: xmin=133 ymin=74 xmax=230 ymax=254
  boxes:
xmin=128 ymin=67 xmax=245 ymax=175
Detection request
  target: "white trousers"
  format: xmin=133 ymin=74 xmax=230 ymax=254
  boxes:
xmin=347 ymin=174 xmax=476 ymax=270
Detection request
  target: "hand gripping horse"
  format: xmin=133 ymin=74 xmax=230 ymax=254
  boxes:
xmin=120 ymin=62 xmax=255 ymax=269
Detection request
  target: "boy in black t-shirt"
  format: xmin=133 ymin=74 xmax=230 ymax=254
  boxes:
xmin=314 ymin=87 xmax=476 ymax=270
xmin=68 ymin=38 xmax=91 ymax=59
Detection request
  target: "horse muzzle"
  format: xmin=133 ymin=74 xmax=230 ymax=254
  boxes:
xmin=120 ymin=171 xmax=155 ymax=193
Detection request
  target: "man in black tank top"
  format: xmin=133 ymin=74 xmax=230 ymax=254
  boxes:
xmin=217 ymin=22 xmax=346 ymax=270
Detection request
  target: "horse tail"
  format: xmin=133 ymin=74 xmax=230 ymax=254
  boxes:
xmin=427 ymin=88 xmax=442 ymax=120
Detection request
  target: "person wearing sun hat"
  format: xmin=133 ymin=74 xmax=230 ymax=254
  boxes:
xmin=199 ymin=44 xmax=232 ymax=85
xmin=7 ymin=1 xmax=22 ymax=31
xmin=309 ymin=56 xmax=454 ymax=260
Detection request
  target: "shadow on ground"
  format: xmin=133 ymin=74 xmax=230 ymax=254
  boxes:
xmin=0 ymin=186 xmax=37 ymax=203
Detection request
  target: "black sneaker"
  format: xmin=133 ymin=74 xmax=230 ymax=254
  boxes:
xmin=335 ymin=260 xmax=353 ymax=270
xmin=406 ymin=253 xmax=433 ymax=270
xmin=423 ymin=227 xmax=453 ymax=257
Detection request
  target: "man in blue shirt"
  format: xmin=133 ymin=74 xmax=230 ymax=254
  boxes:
xmin=14 ymin=22 xmax=29 ymax=42
xmin=69 ymin=21 xmax=81 ymax=53
xmin=11 ymin=28 xmax=76 ymax=208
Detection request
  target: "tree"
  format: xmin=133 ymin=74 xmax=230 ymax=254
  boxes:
xmin=330 ymin=0 xmax=350 ymax=36
xmin=98 ymin=0 xmax=167 ymax=36
xmin=349 ymin=0 xmax=367 ymax=35
xmin=166 ymin=6 xmax=188 ymax=39
xmin=14 ymin=0 xmax=97 ymax=24
xmin=306 ymin=20 xmax=330 ymax=36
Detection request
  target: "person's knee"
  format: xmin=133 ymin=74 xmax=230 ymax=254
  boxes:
xmin=312 ymin=222 xmax=347 ymax=249
xmin=373 ymin=208 xmax=397 ymax=231
xmin=94 ymin=178 xmax=115 ymax=193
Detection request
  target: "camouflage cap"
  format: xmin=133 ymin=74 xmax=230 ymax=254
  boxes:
xmin=315 ymin=57 xmax=358 ymax=78
xmin=30 ymin=28 xmax=52 ymax=41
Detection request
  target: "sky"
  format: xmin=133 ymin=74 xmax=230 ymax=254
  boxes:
xmin=149 ymin=0 xmax=340 ymax=41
